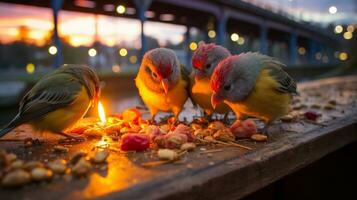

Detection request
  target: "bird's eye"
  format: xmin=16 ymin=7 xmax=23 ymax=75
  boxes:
xmin=224 ymin=84 xmax=232 ymax=91
xmin=152 ymin=72 xmax=158 ymax=78
xmin=206 ymin=63 xmax=211 ymax=69
xmin=145 ymin=66 xmax=151 ymax=73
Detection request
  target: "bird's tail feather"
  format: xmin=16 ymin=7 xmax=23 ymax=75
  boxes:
xmin=0 ymin=114 xmax=21 ymax=137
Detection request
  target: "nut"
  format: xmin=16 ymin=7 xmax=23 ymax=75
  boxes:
xmin=91 ymin=150 xmax=109 ymax=164
xmin=1 ymin=170 xmax=31 ymax=187
xmin=190 ymin=123 xmax=202 ymax=131
xmin=324 ymin=103 xmax=335 ymax=110
xmin=70 ymin=151 xmax=87 ymax=164
xmin=204 ymin=136 xmax=214 ymax=141
xmin=10 ymin=160 xmax=24 ymax=169
xmin=52 ymin=145 xmax=69 ymax=153
xmin=180 ymin=143 xmax=196 ymax=151
xmin=251 ymin=134 xmax=268 ymax=142
xmin=72 ymin=158 xmax=92 ymax=176
xmin=83 ymin=127 xmax=103 ymax=137
xmin=208 ymin=121 xmax=225 ymax=131
xmin=158 ymin=149 xmax=178 ymax=161
xmin=48 ymin=159 xmax=67 ymax=174
xmin=194 ymin=129 xmax=213 ymax=139
xmin=213 ymin=129 xmax=235 ymax=142
xmin=310 ymin=104 xmax=321 ymax=109
xmin=5 ymin=153 xmax=17 ymax=163
xmin=280 ymin=114 xmax=294 ymax=122
xmin=31 ymin=167 xmax=53 ymax=181
xmin=23 ymin=161 xmax=44 ymax=171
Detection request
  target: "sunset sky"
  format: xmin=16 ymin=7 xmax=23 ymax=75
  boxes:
xmin=0 ymin=2 xmax=186 ymax=47
xmin=0 ymin=1 xmax=355 ymax=47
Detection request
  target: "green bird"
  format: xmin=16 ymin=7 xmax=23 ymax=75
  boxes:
xmin=0 ymin=64 xmax=100 ymax=139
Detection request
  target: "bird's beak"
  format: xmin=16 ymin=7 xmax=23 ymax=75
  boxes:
xmin=194 ymin=70 xmax=206 ymax=82
xmin=211 ymin=92 xmax=223 ymax=109
xmin=161 ymin=79 xmax=169 ymax=94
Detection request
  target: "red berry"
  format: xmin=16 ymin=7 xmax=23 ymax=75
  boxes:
xmin=304 ymin=111 xmax=320 ymax=121
xmin=120 ymin=133 xmax=150 ymax=151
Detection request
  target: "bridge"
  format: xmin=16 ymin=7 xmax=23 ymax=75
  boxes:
xmin=0 ymin=0 xmax=345 ymax=68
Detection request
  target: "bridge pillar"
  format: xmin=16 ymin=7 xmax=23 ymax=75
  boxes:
xmin=134 ymin=0 xmax=152 ymax=62
xmin=260 ymin=23 xmax=268 ymax=55
xmin=185 ymin=25 xmax=191 ymax=68
xmin=51 ymin=0 xmax=63 ymax=68
xmin=289 ymin=32 xmax=297 ymax=65
xmin=308 ymin=40 xmax=317 ymax=64
xmin=216 ymin=9 xmax=227 ymax=46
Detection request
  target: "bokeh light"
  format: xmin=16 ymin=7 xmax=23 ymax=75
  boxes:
xmin=116 ymin=5 xmax=126 ymax=14
xmin=298 ymin=47 xmax=306 ymax=55
xmin=119 ymin=48 xmax=128 ymax=57
xmin=334 ymin=25 xmax=343 ymax=34
xmin=315 ymin=52 xmax=322 ymax=60
xmin=322 ymin=55 xmax=329 ymax=63
xmin=339 ymin=52 xmax=348 ymax=61
xmin=328 ymin=6 xmax=337 ymax=14
xmin=208 ymin=30 xmax=216 ymax=38
xmin=343 ymin=31 xmax=353 ymax=40
xmin=129 ymin=55 xmax=137 ymax=63
xmin=88 ymin=48 xmax=97 ymax=57
xmin=230 ymin=33 xmax=239 ymax=41
xmin=189 ymin=42 xmax=198 ymax=51
xmin=347 ymin=25 xmax=355 ymax=32
xmin=237 ymin=37 xmax=245 ymax=45
xmin=26 ymin=63 xmax=35 ymax=74
xmin=112 ymin=65 xmax=121 ymax=73
xmin=48 ymin=46 xmax=57 ymax=55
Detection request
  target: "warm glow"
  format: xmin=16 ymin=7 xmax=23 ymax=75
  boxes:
xmin=329 ymin=6 xmax=337 ymax=14
xmin=26 ymin=63 xmax=35 ymax=74
xmin=237 ymin=37 xmax=245 ymax=45
xmin=339 ymin=52 xmax=348 ymax=61
xmin=334 ymin=25 xmax=343 ymax=34
xmin=88 ymin=48 xmax=97 ymax=57
xmin=116 ymin=5 xmax=126 ymax=14
xmin=189 ymin=42 xmax=198 ymax=51
xmin=231 ymin=33 xmax=239 ymax=41
xmin=298 ymin=47 xmax=306 ymax=55
xmin=48 ymin=46 xmax=57 ymax=55
xmin=119 ymin=48 xmax=128 ymax=56
xmin=208 ymin=30 xmax=216 ymax=38
xmin=343 ymin=31 xmax=353 ymax=40
xmin=98 ymin=101 xmax=107 ymax=124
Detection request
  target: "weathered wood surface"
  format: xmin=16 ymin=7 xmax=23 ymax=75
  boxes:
xmin=0 ymin=75 xmax=357 ymax=200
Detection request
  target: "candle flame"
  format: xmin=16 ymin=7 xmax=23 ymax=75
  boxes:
xmin=98 ymin=101 xmax=107 ymax=124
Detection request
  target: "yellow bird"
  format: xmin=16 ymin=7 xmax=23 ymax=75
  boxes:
xmin=0 ymin=64 xmax=100 ymax=139
xmin=190 ymin=43 xmax=232 ymax=117
xmin=210 ymin=52 xmax=297 ymax=133
xmin=135 ymin=48 xmax=189 ymax=121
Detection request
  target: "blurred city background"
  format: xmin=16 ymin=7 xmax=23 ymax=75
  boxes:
xmin=0 ymin=0 xmax=356 ymax=124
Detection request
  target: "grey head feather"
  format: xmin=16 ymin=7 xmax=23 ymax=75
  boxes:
xmin=226 ymin=52 xmax=264 ymax=102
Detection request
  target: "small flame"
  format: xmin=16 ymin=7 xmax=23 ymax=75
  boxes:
xmin=98 ymin=101 xmax=107 ymax=124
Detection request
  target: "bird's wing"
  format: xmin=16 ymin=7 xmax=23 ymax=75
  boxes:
xmin=17 ymin=73 xmax=83 ymax=124
xmin=180 ymin=64 xmax=196 ymax=107
xmin=263 ymin=58 xmax=298 ymax=95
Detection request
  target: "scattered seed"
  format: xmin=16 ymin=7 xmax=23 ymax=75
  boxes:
xmin=158 ymin=149 xmax=178 ymax=161
xmin=72 ymin=158 xmax=92 ymax=177
xmin=52 ymin=145 xmax=69 ymax=153
xmin=31 ymin=167 xmax=53 ymax=181
xmin=180 ymin=143 xmax=196 ymax=151
xmin=70 ymin=151 xmax=87 ymax=164
xmin=251 ymin=134 xmax=268 ymax=142
xmin=1 ymin=170 xmax=31 ymax=187
xmin=91 ymin=150 xmax=109 ymax=164
xmin=48 ymin=159 xmax=67 ymax=174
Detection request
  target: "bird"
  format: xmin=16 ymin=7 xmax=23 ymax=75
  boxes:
xmin=210 ymin=52 xmax=297 ymax=133
xmin=135 ymin=48 xmax=189 ymax=122
xmin=190 ymin=43 xmax=232 ymax=118
xmin=0 ymin=64 xmax=100 ymax=139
